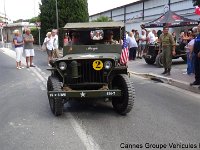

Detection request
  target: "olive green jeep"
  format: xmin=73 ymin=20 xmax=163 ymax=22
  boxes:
xmin=47 ymin=22 xmax=135 ymax=116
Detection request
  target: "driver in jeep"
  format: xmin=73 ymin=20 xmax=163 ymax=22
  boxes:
xmin=104 ymin=30 xmax=119 ymax=44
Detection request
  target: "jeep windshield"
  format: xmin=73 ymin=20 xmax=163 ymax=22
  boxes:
xmin=62 ymin=22 xmax=125 ymax=55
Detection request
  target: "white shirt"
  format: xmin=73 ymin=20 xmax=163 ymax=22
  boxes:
xmin=127 ymin=36 xmax=138 ymax=48
xmin=93 ymin=35 xmax=103 ymax=40
xmin=147 ymin=32 xmax=156 ymax=44
xmin=44 ymin=37 xmax=54 ymax=50
xmin=185 ymin=39 xmax=195 ymax=52
xmin=51 ymin=34 xmax=58 ymax=49
xmin=139 ymin=34 xmax=146 ymax=45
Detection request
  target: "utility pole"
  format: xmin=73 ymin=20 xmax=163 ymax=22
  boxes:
xmin=55 ymin=0 xmax=59 ymax=48
xmin=55 ymin=0 xmax=59 ymax=30
xmin=168 ymin=0 xmax=171 ymax=10
xmin=2 ymin=0 xmax=6 ymax=47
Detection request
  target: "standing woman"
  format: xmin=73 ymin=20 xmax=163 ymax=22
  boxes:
xmin=43 ymin=32 xmax=54 ymax=66
xmin=13 ymin=30 xmax=24 ymax=69
xmin=185 ymin=27 xmax=198 ymax=75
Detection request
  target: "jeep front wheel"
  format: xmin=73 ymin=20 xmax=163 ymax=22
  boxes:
xmin=47 ymin=76 xmax=64 ymax=116
xmin=111 ymin=74 xmax=135 ymax=115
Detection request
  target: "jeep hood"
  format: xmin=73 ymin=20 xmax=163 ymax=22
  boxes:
xmin=59 ymin=53 xmax=120 ymax=60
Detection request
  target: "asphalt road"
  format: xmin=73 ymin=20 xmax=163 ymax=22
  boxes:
xmin=0 ymin=49 xmax=200 ymax=150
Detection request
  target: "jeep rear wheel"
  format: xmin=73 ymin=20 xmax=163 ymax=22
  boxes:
xmin=112 ymin=74 xmax=135 ymax=115
xmin=47 ymin=76 xmax=64 ymax=116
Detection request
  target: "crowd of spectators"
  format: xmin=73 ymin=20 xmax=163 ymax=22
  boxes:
xmin=126 ymin=23 xmax=200 ymax=89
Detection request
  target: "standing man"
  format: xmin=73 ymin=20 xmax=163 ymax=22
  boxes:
xmin=127 ymin=31 xmax=138 ymax=61
xmin=159 ymin=26 xmax=176 ymax=76
xmin=190 ymin=23 xmax=200 ymax=87
xmin=51 ymin=29 xmax=59 ymax=58
xmin=138 ymin=30 xmax=146 ymax=58
xmin=146 ymin=29 xmax=156 ymax=45
xmin=23 ymin=28 xmax=35 ymax=68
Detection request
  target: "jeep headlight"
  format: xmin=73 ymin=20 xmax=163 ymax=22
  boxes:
xmin=104 ymin=61 xmax=112 ymax=70
xmin=59 ymin=62 xmax=67 ymax=70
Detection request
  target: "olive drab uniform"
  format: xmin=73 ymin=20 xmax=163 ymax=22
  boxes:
xmin=159 ymin=33 xmax=175 ymax=74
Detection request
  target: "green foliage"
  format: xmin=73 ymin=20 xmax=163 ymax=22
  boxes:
xmin=29 ymin=17 xmax=40 ymax=23
xmin=91 ymin=16 xmax=113 ymax=22
xmin=13 ymin=19 xmax=23 ymax=23
xmin=39 ymin=0 xmax=89 ymax=47
xmin=193 ymin=0 xmax=200 ymax=6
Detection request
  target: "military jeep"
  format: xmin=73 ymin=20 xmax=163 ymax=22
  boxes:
xmin=144 ymin=44 xmax=187 ymax=67
xmin=47 ymin=22 xmax=135 ymax=116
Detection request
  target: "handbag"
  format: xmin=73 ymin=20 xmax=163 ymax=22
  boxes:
xmin=41 ymin=42 xmax=47 ymax=51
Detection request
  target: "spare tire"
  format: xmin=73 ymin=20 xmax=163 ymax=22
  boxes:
xmin=156 ymin=53 xmax=163 ymax=68
xmin=144 ymin=57 xmax=156 ymax=64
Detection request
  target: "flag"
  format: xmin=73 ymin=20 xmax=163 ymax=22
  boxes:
xmin=195 ymin=6 xmax=200 ymax=15
xmin=120 ymin=34 xmax=129 ymax=65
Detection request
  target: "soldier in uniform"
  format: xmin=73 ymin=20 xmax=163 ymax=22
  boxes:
xmin=159 ymin=26 xmax=176 ymax=76
xmin=190 ymin=24 xmax=200 ymax=88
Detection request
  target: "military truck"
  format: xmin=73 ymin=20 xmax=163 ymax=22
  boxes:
xmin=47 ymin=22 xmax=135 ymax=116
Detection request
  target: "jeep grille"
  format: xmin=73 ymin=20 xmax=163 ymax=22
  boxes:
xmin=66 ymin=59 xmax=113 ymax=86
xmin=79 ymin=60 xmax=105 ymax=83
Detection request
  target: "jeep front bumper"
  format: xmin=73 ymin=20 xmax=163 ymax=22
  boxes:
xmin=48 ymin=90 xmax=121 ymax=98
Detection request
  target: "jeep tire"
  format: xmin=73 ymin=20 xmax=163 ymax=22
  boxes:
xmin=47 ymin=76 xmax=64 ymax=116
xmin=112 ymin=74 xmax=135 ymax=115
xmin=156 ymin=53 xmax=163 ymax=67
xmin=182 ymin=56 xmax=187 ymax=62
xmin=144 ymin=57 xmax=156 ymax=64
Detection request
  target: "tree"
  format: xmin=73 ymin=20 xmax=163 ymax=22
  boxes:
xmin=13 ymin=19 xmax=23 ymax=23
xmin=29 ymin=17 xmax=40 ymax=23
xmin=91 ymin=16 xmax=113 ymax=22
xmin=193 ymin=0 xmax=200 ymax=6
xmin=39 ymin=0 xmax=89 ymax=47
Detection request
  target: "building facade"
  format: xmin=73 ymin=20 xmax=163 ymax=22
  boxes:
xmin=89 ymin=0 xmax=199 ymax=33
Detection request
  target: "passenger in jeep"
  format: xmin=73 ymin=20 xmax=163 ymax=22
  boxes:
xmin=71 ymin=32 xmax=81 ymax=45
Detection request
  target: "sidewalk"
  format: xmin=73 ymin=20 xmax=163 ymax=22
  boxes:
xmin=127 ymin=58 xmax=200 ymax=94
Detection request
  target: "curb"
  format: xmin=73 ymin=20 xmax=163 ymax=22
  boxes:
xmin=129 ymin=71 xmax=200 ymax=94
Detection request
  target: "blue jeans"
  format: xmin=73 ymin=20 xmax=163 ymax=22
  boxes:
xmin=194 ymin=54 xmax=200 ymax=82
xmin=187 ymin=52 xmax=195 ymax=74
xmin=129 ymin=47 xmax=137 ymax=60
